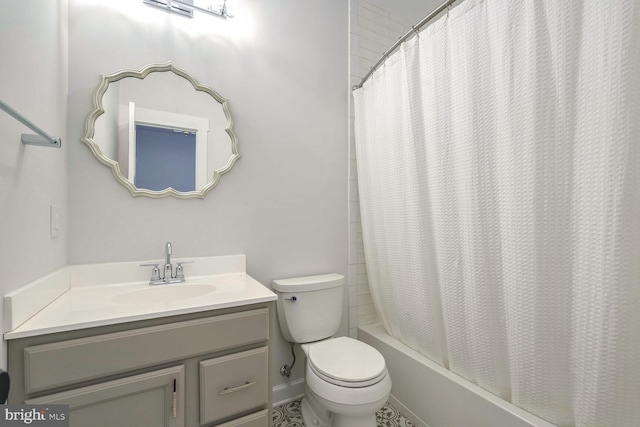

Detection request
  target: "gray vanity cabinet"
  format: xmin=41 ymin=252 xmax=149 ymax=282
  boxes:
xmin=7 ymin=303 xmax=273 ymax=427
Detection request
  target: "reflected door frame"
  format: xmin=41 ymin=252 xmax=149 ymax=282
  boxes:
xmin=123 ymin=102 xmax=210 ymax=190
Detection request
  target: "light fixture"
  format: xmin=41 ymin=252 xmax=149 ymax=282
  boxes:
xmin=143 ymin=0 xmax=233 ymax=19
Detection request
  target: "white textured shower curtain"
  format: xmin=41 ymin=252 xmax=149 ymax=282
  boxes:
xmin=353 ymin=0 xmax=640 ymax=425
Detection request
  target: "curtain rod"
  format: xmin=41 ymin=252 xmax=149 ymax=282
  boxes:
xmin=0 ymin=98 xmax=62 ymax=148
xmin=352 ymin=0 xmax=459 ymax=90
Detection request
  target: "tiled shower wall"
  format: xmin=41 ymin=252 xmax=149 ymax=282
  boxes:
xmin=348 ymin=1 xmax=414 ymax=338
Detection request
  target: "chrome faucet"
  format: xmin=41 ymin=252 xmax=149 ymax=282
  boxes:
xmin=164 ymin=242 xmax=173 ymax=280
xmin=141 ymin=241 xmax=188 ymax=285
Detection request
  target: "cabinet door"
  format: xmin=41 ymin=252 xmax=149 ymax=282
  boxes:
xmin=27 ymin=366 xmax=184 ymax=427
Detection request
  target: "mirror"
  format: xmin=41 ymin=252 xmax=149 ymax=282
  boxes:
xmin=81 ymin=63 xmax=239 ymax=198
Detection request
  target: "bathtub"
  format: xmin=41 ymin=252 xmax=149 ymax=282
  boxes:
xmin=359 ymin=324 xmax=556 ymax=427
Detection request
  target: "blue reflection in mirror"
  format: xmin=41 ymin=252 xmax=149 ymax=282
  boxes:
xmin=134 ymin=125 xmax=196 ymax=192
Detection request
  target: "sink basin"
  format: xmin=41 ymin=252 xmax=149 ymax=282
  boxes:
xmin=112 ymin=284 xmax=216 ymax=304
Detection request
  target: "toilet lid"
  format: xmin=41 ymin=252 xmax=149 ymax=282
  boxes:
xmin=307 ymin=337 xmax=386 ymax=385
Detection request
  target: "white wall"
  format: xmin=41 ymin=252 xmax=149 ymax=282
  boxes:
xmin=0 ymin=0 xmax=68 ymax=370
xmin=367 ymin=0 xmax=442 ymax=23
xmin=66 ymin=0 xmax=348 ymax=394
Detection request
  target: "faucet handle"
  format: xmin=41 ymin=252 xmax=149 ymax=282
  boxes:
xmin=174 ymin=261 xmax=193 ymax=280
xmin=140 ymin=263 xmax=161 ymax=282
xmin=175 ymin=264 xmax=185 ymax=280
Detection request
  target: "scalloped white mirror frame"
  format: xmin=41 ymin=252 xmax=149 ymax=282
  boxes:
xmin=81 ymin=62 xmax=240 ymax=199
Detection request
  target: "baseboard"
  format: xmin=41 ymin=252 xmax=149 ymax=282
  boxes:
xmin=272 ymin=378 xmax=305 ymax=407
xmin=389 ymin=394 xmax=429 ymax=427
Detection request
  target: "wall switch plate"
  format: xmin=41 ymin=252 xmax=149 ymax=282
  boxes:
xmin=50 ymin=205 xmax=60 ymax=238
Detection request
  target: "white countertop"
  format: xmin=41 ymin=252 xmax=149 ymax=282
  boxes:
xmin=4 ymin=255 xmax=277 ymax=340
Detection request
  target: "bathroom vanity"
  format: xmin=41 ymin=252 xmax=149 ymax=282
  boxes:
xmin=4 ymin=255 xmax=276 ymax=427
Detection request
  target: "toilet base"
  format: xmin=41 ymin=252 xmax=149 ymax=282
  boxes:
xmin=301 ymin=395 xmax=330 ymax=427
xmin=302 ymin=387 xmax=382 ymax=427
xmin=332 ymin=413 xmax=377 ymax=427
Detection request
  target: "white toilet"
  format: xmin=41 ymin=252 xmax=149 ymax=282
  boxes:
xmin=272 ymin=273 xmax=391 ymax=427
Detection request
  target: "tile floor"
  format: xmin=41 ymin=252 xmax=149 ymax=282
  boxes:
xmin=272 ymin=398 xmax=415 ymax=427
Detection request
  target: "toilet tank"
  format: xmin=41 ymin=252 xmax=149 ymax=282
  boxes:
xmin=272 ymin=273 xmax=344 ymax=343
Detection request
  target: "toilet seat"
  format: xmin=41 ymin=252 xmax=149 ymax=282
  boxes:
xmin=306 ymin=337 xmax=387 ymax=388
xmin=305 ymin=362 xmax=392 ymax=407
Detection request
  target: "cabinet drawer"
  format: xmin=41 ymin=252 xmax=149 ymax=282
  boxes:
xmin=200 ymin=347 xmax=268 ymax=425
xmin=215 ymin=409 xmax=268 ymax=427
xmin=27 ymin=365 xmax=185 ymax=427
xmin=24 ymin=308 xmax=268 ymax=393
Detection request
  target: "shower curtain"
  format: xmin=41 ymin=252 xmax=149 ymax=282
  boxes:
xmin=353 ymin=0 xmax=640 ymax=425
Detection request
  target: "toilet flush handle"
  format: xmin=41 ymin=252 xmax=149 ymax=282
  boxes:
xmin=284 ymin=296 xmax=297 ymax=302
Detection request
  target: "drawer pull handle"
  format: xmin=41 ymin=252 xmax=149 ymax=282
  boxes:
xmin=219 ymin=381 xmax=256 ymax=395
